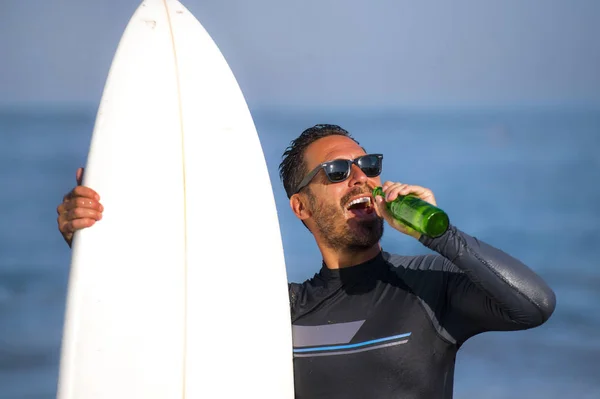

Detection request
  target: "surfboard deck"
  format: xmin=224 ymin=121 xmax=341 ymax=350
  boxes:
xmin=57 ymin=1 xmax=294 ymax=397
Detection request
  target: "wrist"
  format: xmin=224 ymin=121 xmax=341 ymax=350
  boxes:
xmin=419 ymin=223 xmax=455 ymax=248
xmin=409 ymin=231 xmax=422 ymax=240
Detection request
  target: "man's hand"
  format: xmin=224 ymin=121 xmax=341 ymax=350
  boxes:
xmin=372 ymin=181 xmax=438 ymax=240
xmin=56 ymin=167 xmax=103 ymax=247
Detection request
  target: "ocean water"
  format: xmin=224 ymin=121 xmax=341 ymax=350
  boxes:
xmin=0 ymin=106 xmax=599 ymax=398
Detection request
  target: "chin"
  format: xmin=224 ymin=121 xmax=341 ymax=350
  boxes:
xmin=346 ymin=218 xmax=384 ymax=249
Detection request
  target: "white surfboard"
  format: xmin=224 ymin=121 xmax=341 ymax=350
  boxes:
xmin=56 ymin=0 xmax=295 ymax=397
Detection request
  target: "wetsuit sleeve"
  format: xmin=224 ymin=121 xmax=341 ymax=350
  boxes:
xmin=419 ymin=224 xmax=556 ymax=344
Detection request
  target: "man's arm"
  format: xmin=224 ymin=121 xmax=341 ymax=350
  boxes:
xmin=57 ymin=167 xmax=103 ymax=247
xmin=420 ymin=224 xmax=556 ymax=344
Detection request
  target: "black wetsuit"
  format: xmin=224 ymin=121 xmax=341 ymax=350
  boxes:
xmin=288 ymin=225 xmax=556 ymax=399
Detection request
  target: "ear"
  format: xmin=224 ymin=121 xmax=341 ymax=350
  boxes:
xmin=290 ymin=193 xmax=311 ymax=221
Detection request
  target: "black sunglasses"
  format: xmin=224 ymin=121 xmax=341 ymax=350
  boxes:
xmin=295 ymin=154 xmax=383 ymax=194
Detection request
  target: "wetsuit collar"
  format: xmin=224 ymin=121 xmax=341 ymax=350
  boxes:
xmin=319 ymin=251 xmax=386 ymax=283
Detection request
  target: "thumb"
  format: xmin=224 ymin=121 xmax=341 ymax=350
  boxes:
xmin=76 ymin=167 xmax=84 ymax=186
xmin=374 ymin=195 xmax=387 ymax=219
xmin=374 ymin=195 xmax=399 ymax=228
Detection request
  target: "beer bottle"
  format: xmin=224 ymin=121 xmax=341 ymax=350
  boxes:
xmin=372 ymin=186 xmax=449 ymax=238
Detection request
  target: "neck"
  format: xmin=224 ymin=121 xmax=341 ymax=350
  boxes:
xmin=318 ymin=242 xmax=382 ymax=269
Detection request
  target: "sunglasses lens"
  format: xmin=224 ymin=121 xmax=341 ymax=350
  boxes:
xmin=325 ymin=160 xmax=350 ymax=182
xmin=359 ymin=155 xmax=381 ymax=177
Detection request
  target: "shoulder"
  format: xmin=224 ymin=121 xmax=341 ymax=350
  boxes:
xmin=288 ymin=282 xmax=302 ymax=311
xmin=383 ymin=251 xmax=455 ymax=273
xmin=381 ymin=251 xmax=461 ymax=294
xmin=287 ymin=273 xmax=328 ymax=320
xmin=288 ymin=272 xmax=324 ymax=299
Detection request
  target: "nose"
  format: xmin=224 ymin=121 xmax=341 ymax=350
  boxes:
xmin=348 ymin=164 xmax=368 ymax=186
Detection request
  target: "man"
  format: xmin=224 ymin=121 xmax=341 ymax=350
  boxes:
xmin=57 ymin=124 xmax=556 ymax=398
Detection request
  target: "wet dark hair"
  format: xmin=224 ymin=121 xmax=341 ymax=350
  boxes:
xmin=279 ymin=124 xmax=360 ymax=198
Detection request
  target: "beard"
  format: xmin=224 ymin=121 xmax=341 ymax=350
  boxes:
xmin=307 ymin=187 xmax=384 ymax=252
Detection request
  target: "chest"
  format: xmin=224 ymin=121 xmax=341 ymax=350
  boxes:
xmin=291 ymin=280 xmax=455 ymax=398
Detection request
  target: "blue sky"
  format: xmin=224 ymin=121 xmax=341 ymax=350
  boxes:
xmin=1 ymin=0 xmax=599 ymax=109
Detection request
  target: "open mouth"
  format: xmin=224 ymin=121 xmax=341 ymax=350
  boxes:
xmin=346 ymin=196 xmax=375 ymax=218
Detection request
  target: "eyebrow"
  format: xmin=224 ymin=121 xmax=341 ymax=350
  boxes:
xmin=321 ymin=151 xmax=369 ymax=163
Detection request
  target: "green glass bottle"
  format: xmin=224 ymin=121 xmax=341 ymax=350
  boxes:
xmin=372 ymin=186 xmax=449 ymax=238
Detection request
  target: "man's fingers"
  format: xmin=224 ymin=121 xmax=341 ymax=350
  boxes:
xmin=374 ymin=196 xmax=387 ymax=218
xmin=76 ymin=167 xmax=84 ymax=185
xmin=382 ymin=181 xmax=395 ymax=191
xmin=62 ymin=197 xmax=104 ymax=213
xmin=382 ymin=183 xmax=408 ymax=202
xmin=72 ymin=185 xmax=100 ymax=200
xmin=67 ymin=207 xmax=103 ymax=221
xmin=70 ymin=218 xmax=97 ymax=231
xmin=403 ymin=185 xmax=436 ymax=206
xmin=64 ymin=185 xmax=100 ymax=201
xmin=404 ymin=185 xmax=428 ymax=196
xmin=379 ymin=181 xmax=437 ymax=206
xmin=61 ymin=218 xmax=97 ymax=234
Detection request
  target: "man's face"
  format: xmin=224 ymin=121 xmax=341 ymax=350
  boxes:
xmin=301 ymin=135 xmax=384 ymax=251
